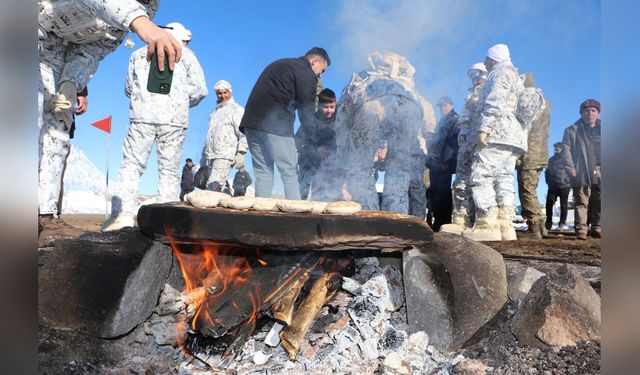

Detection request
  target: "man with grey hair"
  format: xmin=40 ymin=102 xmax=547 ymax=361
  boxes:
xmin=104 ymin=21 xmax=207 ymax=231
xmin=463 ymin=43 xmax=526 ymax=241
xmin=202 ymin=80 xmax=247 ymax=192
xmin=336 ymin=51 xmax=427 ymax=216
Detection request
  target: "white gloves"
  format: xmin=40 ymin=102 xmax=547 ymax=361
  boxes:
xmin=48 ymin=81 xmax=77 ymax=127
xmin=476 ymin=132 xmax=489 ymax=149
xmin=234 ymin=153 xmax=245 ymax=168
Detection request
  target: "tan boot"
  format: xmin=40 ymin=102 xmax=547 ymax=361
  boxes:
xmin=439 ymin=210 xmax=468 ymax=235
xmin=498 ymin=207 xmax=517 ymax=241
xmin=462 ymin=209 xmax=502 ymax=241
xmin=38 ymin=214 xmax=84 ymax=248
xmin=102 ymin=214 xmax=135 ymax=232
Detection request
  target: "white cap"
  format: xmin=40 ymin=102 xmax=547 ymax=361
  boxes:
xmin=214 ymin=80 xmax=232 ymax=93
xmin=486 ymin=43 xmax=510 ymax=63
xmin=165 ymin=22 xmax=192 ymax=42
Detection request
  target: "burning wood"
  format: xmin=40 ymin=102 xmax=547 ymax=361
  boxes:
xmin=280 ymin=272 xmax=343 ymax=360
xmin=271 ymin=270 xmax=311 ymax=325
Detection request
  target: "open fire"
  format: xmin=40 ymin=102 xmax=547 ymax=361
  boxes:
xmin=166 ymin=229 xmax=354 ymax=364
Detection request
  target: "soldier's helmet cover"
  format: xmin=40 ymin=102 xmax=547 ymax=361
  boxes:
xmin=367 ymin=51 xmax=416 ymax=82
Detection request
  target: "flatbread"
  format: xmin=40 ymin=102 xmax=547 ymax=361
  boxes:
xmin=310 ymin=201 xmax=329 ymax=214
xmin=276 ymin=199 xmax=314 ymax=213
xmin=226 ymin=196 xmax=256 ymax=210
xmin=251 ymin=197 xmax=279 ymax=212
xmin=218 ymin=195 xmax=234 ymax=208
xmin=324 ymin=201 xmax=362 ymax=215
xmin=185 ymin=190 xmax=228 ymax=208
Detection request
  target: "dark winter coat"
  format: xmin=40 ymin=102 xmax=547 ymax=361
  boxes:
xmin=561 ymin=118 xmax=601 ymax=187
xmin=180 ymin=165 xmax=196 ymax=190
xmin=295 ymin=111 xmax=336 ymax=169
xmin=240 ymin=57 xmax=318 ymax=137
xmin=426 ymin=110 xmax=459 ymax=173
xmin=545 ymin=153 xmax=570 ymax=189
xmin=232 ymin=170 xmax=252 ymax=196
xmin=518 ymin=100 xmax=550 ymax=170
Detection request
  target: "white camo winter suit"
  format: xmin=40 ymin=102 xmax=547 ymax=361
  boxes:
xmin=470 ymin=61 xmax=526 ymax=222
xmin=111 ymin=46 xmax=207 ymax=217
xmin=202 ymin=97 xmax=247 ymax=186
xmin=336 ymin=52 xmax=426 ymax=215
xmin=451 ymin=84 xmax=483 ymax=225
xmin=38 ymin=0 xmax=158 ymax=215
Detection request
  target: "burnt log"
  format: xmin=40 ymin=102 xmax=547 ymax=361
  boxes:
xmin=137 ymin=202 xmax=432 ymax=251
xmin=38 ymin=229 xmax=172 ymax=338
xmin=403 ymin=233 xmax=508 ymax=351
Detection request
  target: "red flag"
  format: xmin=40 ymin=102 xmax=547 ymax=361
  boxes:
xmin=91 ymin=115 xmax=112 ymax=134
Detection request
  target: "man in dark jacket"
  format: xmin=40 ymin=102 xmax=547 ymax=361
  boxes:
xmin=516 ymin=73 xmax=550 ymax=239
xmin=545 ymin=142 xmax=571 ymax=230
xmin=425 ymin=96 xmax=459 ymax=231
xmin=240 ymin=47 xmax=331 ymax=199
xmin=296 ymin=88 xmax=337 ymax=199
xmin=232 ymin=165 xmax=252 ymax=197
xmin=561 ymin=99 xmax=601 ymax=239
xmin=180 ymin=158 xmax=196 ymax=201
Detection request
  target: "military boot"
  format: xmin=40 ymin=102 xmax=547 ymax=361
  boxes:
xmin=539 ymin=221 xmax=548 ymax=237
xmin=529 ymin=221 xmax=542 ymax=240
xmin=439 ymin=210 xmax=468 ymax=235
xmin=102 ymin=214 xmax=135 ymax=232
xmin=462 ymin=209 xmax=502 ymax=242
xmin=38 ymin=214 xmax=84 ymax=248
xmin=498 ymin=207 xmax=517 ymax=241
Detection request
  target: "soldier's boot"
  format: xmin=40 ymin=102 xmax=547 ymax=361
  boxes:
xmin=539 ymin=221 xmax=548 ymax=237
xmin=439 ymin=210 xmax=468 ymax=235
xmin=529 ymin=221 xmax=543 ymax=240
xmin=497 ymin=207 xmax=517 ymax=241
xmin=38 ymin=214 xmax=84 ymax=248
xmin=102 ymin=214 xmax=135 ymax=232
xmin=462 ymin=209 xmax=502 ymax=242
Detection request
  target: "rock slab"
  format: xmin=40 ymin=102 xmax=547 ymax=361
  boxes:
xmin=403 ymin=233 xmax=508 ymax=350
xmin=507 ymin=267 xmax=546 ymax=304
xmin=39 ymin=228 xmax=173 ymax=338
xmin=510 ymin=264 xmax=601 ymax=348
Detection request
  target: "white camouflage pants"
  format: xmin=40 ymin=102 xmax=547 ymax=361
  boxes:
xmin=206 ymin=158 xmax=234 ymax=186
xmin=341 ymin=96 xmax=423 ymax=214
xmin=111 ymin=122 xmax=187 ymax=217
xmin=38 ymin=52 xmax=71 ymax=215
xmin=469 ymin=145 xmax=518 ymax=216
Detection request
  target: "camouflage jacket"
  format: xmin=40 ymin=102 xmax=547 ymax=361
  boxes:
xmin=38 ymin=0 xmax=158 ymax=90
xmin=202 ymin=98 xmax=248 ymax=160
xmin=125 ymin=46 xmax=207 ymax=127
xmin=517 ymin=100 xmax=550 ymax=170
xmin=477 ymin=61 xmax=527 ymax=153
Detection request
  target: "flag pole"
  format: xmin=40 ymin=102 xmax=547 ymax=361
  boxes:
xmin=105 ymin=131 xmax=110 ymax=220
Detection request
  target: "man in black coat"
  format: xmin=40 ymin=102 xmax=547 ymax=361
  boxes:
xmin=232 ymin=165 xmax=252 ymax=197
xmin=180 ymin=158 xmax=196 ymax=201
xmin=240 ymin=47 xmax=331 ymax=199
xmin=545 ymin=142 xmax=571 ymax=230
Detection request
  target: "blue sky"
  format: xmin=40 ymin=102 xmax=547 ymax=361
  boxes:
xmin=75 ymin=0 xmax=600 ymax=201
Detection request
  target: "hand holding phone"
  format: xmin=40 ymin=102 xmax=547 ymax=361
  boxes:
xmin=147 ymin=51 xmax=173 ymax=95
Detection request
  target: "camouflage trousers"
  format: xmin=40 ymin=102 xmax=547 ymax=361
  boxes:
xmin=111 ymin=122 xmax=187 ymax=217
xmin=451 ymin=129 xmax=477 ymax=221
xmin=38 ymin=55 xmax=72 ymax=215
xmin=341 ymin=96 xmax=424 ymax=214
xmin=206 ymin=158 xmax=234 ymax=186
xmin=470 ymin=145 xmax=518 ymax=216
xmin=517 ymin=168 xmax=545 ymax=225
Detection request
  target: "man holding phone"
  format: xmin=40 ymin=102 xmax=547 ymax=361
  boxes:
xmin=104 ymin=22 xmax=207 ymax=231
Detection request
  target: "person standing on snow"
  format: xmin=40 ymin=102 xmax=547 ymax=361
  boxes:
xmin=240 ymin=47 xmax=331 ymax=200
xmin=439 ymin=62 xmax=487 ymax=234
xmin=201 ymin=80 xmax=247 ymax=192
xmin=104 ymin=22 xmax=207 ymax=231
xmin=38 ymin=0 xmax=181 ymax=246
xmin=336 ymin=51 xmax=426 ymax=216
xmin=463 ymin=44 xmax=526 ymax=242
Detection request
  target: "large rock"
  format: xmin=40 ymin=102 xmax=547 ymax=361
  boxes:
xmin=507 ymin=267 xmax=546 ymax=304
xmin=510 ymin=264 xmax=601 ymax=348
xmin=39 ymin=228 xmax=173 ymax=338
xmin=403 ymin=233 xmax=507 ymax=350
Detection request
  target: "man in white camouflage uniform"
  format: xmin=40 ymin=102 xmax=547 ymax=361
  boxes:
xmin=463 ymin=44 xmax=526 ymax=241
xmin=104 ymin=22 xmax=207 ymax=231
xmin=440 ymin=62 xmax=487 ymax=234
xmin=38 ymin=0 xmax=182 ymax=245
xmin=201 ymin=80 xmax=248 ymax=192
xmin=336 ymin=51 xmax=427 ymax=216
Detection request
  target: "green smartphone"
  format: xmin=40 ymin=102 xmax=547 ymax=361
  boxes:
xmin=147 ymin=51 xmax=173 ymax=95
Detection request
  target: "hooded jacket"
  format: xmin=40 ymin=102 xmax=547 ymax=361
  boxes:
xmin=545 ymin=153 xmax=570 ymax=189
